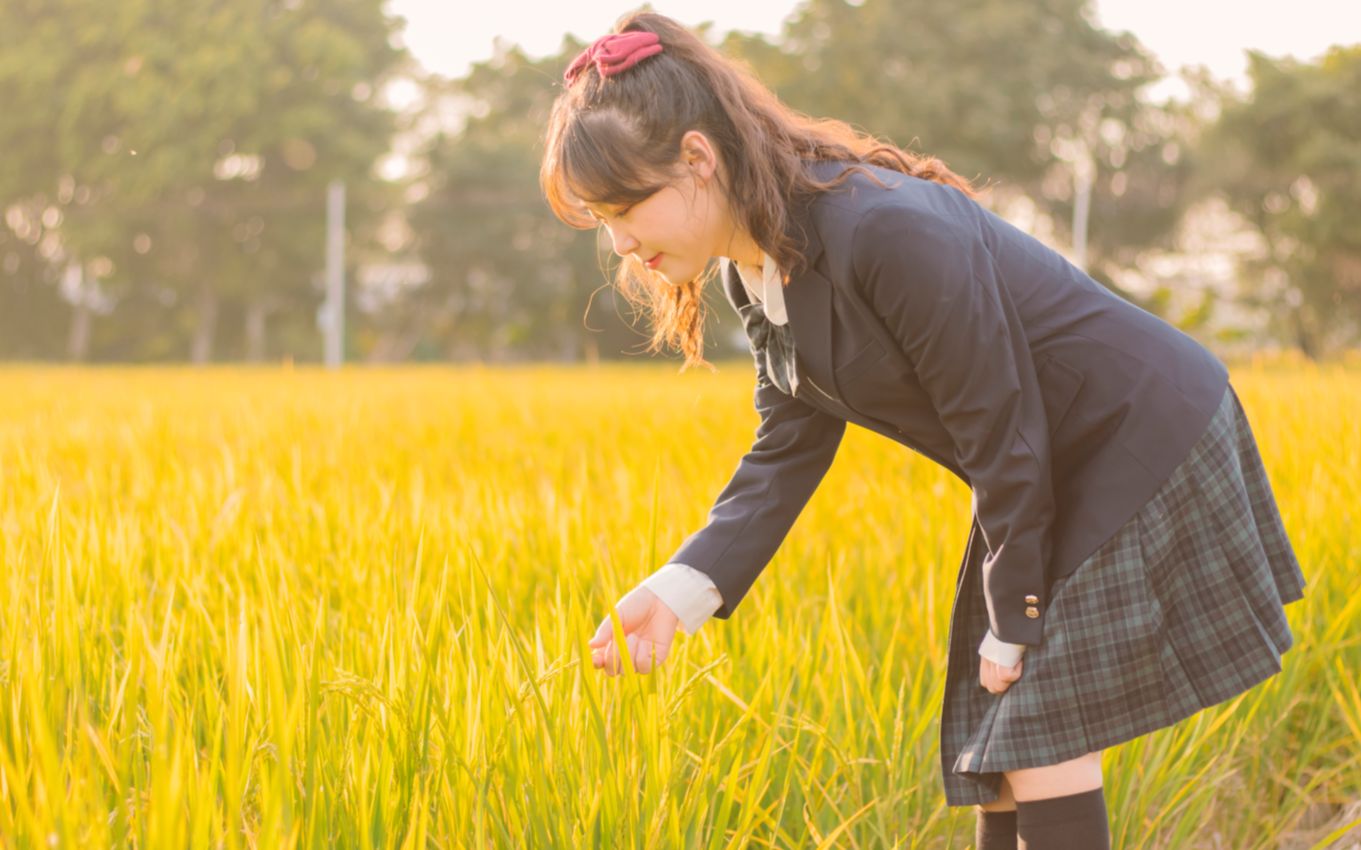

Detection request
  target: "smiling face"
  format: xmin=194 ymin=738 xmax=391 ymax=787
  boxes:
xmin=581 ymin=130 xmax=763 ymax=285
xmin=585 ymin=180 xmax=715 ymax=285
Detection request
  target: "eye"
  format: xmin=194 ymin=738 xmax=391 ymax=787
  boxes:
xmin=587 ymin=196 xmax=642 ymax=225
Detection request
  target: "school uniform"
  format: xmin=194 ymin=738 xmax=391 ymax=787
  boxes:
xmin=638 ymin=159 xmax=1307 ymax=807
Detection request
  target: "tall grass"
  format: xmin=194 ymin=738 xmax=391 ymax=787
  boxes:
xmin=0 ymin=363 xmax=1355 ymax=848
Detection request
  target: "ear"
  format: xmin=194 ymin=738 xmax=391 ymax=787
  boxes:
xmin=678 ymin=130 xmax=718 ymax=183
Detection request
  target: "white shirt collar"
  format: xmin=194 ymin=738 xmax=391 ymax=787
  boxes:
xmin=726 ymin=251 xmax=788 ymax=326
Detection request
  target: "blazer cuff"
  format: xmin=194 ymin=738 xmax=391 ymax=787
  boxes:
xmin=638 ymin=562 xmax=725 ymax=636
xmin=978 ymin=629 xmax=1027 ymax=668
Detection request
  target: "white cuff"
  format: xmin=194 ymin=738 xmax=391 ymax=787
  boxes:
xmin=978 ymin=629 xmax=1027 ymax=668
xmin=638 ymin=562 xmax=724 ymax=636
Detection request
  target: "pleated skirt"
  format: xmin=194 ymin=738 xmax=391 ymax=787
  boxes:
xmin=938 ymin=382 xmax=1308 ymax=807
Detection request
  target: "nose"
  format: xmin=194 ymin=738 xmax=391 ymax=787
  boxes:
xmin=604 ymin=223 xmax=639 ymax=258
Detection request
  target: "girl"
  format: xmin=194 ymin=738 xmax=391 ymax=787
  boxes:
xmin=543 ymin=11 xmax=1307 ymax=848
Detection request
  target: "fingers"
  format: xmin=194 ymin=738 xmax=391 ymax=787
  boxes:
xmin=587 ymin=588 xmax=675 ymax=677
xmin=590 ymin=641 xmax=609 ymax=672
xmin=588 ymin=616 xmax=614 ymax=648
xmin=588 ymin=631 xmax=632 ymax=677
xmin=587 ymin=606 xmax=623 ymax=647
xmin=591 ymin=639 xmax=620 ymax=676
xmin=589 ymin=634 xmax=667 ymax=677
xmin=980 ymin=658 xmax=1024 ymax=695
xmin=588 ymin=620 xmax=670 ymax=676
xmin=588 ymin=587 xmax=655 ymax=650
xmin=627 ymin=634 xmax=649 ymax=674
xmin=629 ymin=634 xmax=669 ymax=674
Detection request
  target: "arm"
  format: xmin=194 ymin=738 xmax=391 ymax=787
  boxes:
xmin=851 ymin=200 xmax=1055 ymax=646
xmin=665 ymin=342 xmax=846 ymax=619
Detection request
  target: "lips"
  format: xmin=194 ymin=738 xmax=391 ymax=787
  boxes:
xmin=644 ymin=252 xmax=663 ymax=269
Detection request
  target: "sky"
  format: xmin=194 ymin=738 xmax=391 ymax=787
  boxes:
xmin=385 ymin=0 xmax=1356 ymax=100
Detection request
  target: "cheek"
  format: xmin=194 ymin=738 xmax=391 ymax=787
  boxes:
xmin=677 ymin=209 xmax=714 ymax=253
xmin=646 ymin=200 xmax=709 ymax=255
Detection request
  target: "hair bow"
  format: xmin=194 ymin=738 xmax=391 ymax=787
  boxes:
xmin=563 ymin=31 xmax=663 ymax=85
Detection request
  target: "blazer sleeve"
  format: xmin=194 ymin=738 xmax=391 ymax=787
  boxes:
xmin=850 ymin=200 xmax=1055 ymax=645
xmin=665 ymin=338 xmax=846 ymax=620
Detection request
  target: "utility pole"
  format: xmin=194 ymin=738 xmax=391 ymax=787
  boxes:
xmin=1072 ymin=142 xmax=1093 ymax=272
xmin=323 ymin=179 xmax=346 ymax=368
xmin=1052 ymin=102 xmax=1101 ymax=273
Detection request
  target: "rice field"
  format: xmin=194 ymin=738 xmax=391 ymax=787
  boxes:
xmin=0 ymin=361 xmax=1357 ymax=849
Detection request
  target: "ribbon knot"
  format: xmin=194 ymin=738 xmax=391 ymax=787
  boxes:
xmin=564 ymin=31 xmax=664 ymax=84
xmin=738 ymin=300 xmax=798 ymax=396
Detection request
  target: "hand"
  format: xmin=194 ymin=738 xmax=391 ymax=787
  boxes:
xmin=980 ymin=655 xmax=1023 ymax=695
xmin=587 ymin=585 xmax=680 ymax=676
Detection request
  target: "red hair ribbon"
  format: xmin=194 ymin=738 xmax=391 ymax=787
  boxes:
xmin=563 ymin=31 xmax=663 ymax=85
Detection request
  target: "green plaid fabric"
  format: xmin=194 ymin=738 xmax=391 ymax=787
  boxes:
xmin=938 ymin=383 xmax=1308 ymax=807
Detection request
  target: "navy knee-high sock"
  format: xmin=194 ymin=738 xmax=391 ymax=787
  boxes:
xmin=975 ymin=808 xmax=1018 ymax=850
xmin=1015 ymin=787 xmax=1110 ymax=850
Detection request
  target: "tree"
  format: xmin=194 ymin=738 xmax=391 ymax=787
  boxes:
xmin=1200 ymin=46 xmax=1361 ymax=357
xmin=405 ymin=38 xmax=640 ymax=363
xmin=744 ymin=0 xmax=1192 ymax=298
xmin=0 ymin=0 xmax=406 ymax=361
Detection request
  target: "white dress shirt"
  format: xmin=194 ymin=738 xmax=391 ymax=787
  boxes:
xmin=731 ymin=252 xmax=789 ymax=325
xmin=631 ymin=252 xmax=1028 ymax=669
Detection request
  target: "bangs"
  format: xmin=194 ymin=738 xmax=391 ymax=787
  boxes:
xmin=543 ymin=111 xmax=675 ymax=229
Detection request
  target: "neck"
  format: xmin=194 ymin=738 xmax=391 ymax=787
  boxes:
xmin=711 ymin=200 xmax=764 ymax=267
xmin=720 ymin=229 xmax=764 ymax=268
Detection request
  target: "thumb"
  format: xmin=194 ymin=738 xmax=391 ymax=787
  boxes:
xmin=590 ymin=587 xmax=654 ymax=644
xmin=588 ymin=613 xmax=617 ymax=648
xmin=589 ymin=595 xmax=639 ymax=647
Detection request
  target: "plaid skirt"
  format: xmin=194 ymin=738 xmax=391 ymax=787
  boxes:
xmin=938 ymin=383 xmax=1308 ymax=807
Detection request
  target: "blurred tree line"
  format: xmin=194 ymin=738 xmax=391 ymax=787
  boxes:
xmin=1 ymin=0 xmax=1357 ymax=363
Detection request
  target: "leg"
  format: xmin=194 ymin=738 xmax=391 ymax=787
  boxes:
xmin=1006 ymin=750 xmax=1103 ymax=802
xmin=974 ymin=776 xmax=1018 ymax=850
xmin=1006 ymin=751 xmax=1110 ymax=850
xmin=979 ymin=774 xmax=1017 ymax=812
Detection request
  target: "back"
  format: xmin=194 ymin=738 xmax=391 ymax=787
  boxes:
xmin=806 ymin=160 xmax=1230 ymax=580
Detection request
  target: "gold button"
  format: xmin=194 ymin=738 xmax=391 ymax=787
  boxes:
xmin=1025 ymin=606 xmax=1040 ymax=619
xmin=1025 ymin=594 xmax=1039 ymax=604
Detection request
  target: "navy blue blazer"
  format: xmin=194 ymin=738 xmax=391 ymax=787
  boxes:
xmin=667 ymin=159 xmax=1229 ymax=646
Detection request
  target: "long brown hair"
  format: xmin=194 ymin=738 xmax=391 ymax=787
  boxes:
xmin=540 ymin=9 xmax=979 ymax=370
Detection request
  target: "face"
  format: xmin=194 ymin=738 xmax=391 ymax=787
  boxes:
xmin=583 ymin=182 xmax=712 ymax=284
xmin=581 ymin=131 xmax=757 ymax=284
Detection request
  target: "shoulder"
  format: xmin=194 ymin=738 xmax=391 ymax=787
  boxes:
xmin=802 ymin=160 xmax=982 ymax=279
xmin=804 ymin=160 xmax=975 ymax=219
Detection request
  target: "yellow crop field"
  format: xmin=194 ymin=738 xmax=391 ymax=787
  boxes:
xmin=0 ymin=363 xmax=1357 ymax=849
